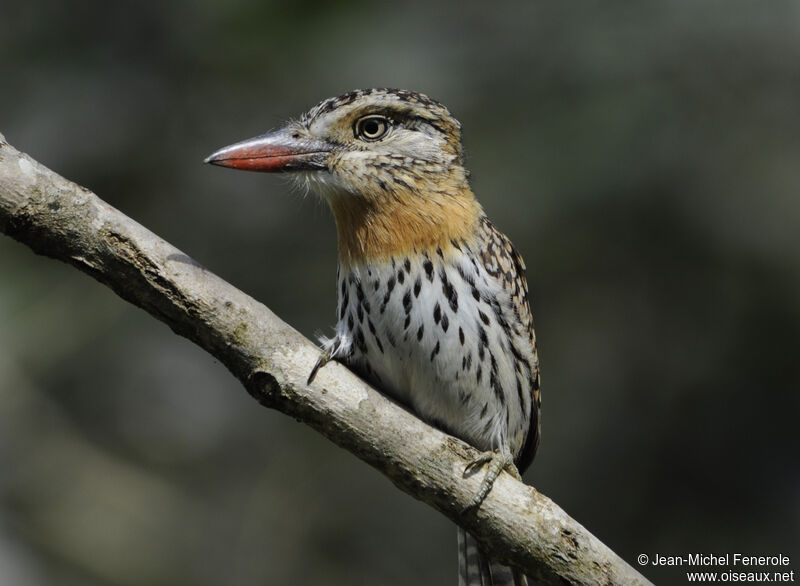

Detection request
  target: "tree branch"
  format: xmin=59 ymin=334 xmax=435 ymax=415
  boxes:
xmin=0 ymin=133 xmax=652 ymax=586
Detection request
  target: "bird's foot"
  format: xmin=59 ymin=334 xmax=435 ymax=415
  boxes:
xmin=463 ymin=447 xmax=520 ymax=511
xmin=307 ymin=349 xmax=332 ymax=384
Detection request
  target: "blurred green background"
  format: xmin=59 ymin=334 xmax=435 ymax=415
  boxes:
xmin=2 ymin=1 xmax=799 ymax=584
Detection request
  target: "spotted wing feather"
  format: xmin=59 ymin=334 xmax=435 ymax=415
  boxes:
xmin=478 ymin=217 xmax=541 ymax=473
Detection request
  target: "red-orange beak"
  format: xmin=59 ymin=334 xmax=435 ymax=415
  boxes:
xmin=204 ymin=127 xmax=332 ymax=172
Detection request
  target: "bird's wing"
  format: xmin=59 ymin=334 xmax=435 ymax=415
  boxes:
xmin=478 ymin=217 xmax=541 ymax=473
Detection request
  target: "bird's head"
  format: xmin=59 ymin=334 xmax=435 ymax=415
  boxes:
xmin=206 ymin=89 xmax=482 ymax=266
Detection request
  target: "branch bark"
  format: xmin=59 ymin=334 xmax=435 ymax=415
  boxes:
xmin=0 ymin=132 xmax=652 ymax=586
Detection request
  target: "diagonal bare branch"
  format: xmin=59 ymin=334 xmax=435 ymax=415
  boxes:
xmin=0 ymin=132 xmax=652 ymax=586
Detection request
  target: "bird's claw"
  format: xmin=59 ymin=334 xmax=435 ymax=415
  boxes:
xmin=307 ymin=349 xmax=332 ymax=384
xmin=463 ymin=448 xmax=520 ymax=511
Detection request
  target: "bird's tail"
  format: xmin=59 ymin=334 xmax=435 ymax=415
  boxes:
xmin=458 ymin=527 xmax=529 ymax=586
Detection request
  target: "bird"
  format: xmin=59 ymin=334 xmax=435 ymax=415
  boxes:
xmin=205 ymin=88 xmax=541 ymax=586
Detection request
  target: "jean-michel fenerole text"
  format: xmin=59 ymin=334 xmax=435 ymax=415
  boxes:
xmin=649 ymin=553 xmax=791 ymax=568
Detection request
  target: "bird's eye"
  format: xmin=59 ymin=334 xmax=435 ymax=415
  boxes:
xmin=355 ymin=115 xmax=390 ymax=141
